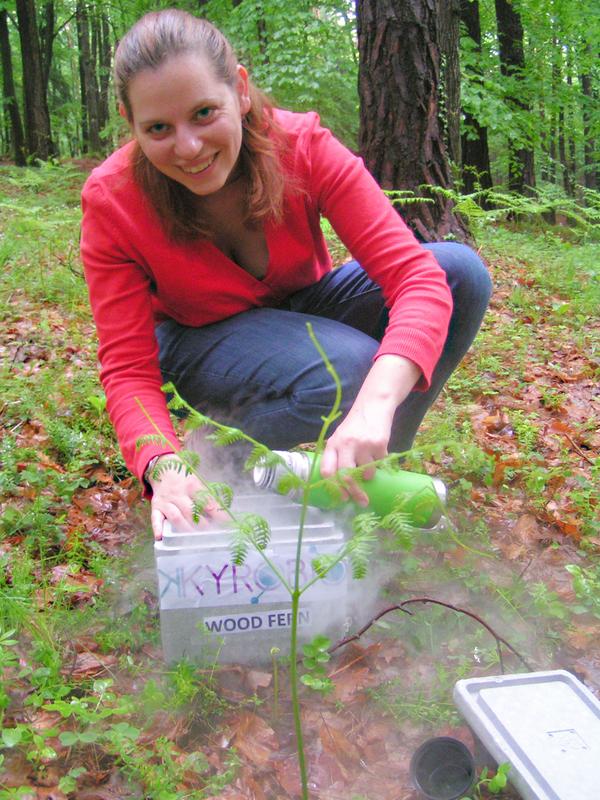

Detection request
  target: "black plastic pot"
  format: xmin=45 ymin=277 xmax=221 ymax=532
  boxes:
xmin=410 ymin=736 xmax=475 ymax=800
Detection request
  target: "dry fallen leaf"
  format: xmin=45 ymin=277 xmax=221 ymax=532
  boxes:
xmin=230 ymin=711 xmax=279 ymax=766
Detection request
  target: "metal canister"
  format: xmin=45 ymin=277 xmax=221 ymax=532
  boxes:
xmin=253 ymin=450 xmax=446 ymax=529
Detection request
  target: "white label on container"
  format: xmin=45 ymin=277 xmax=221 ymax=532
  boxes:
xmin=156 ymin=542 xmax=347 ymax=610
xmin=203 ymin=607 xmax=311 ymax=635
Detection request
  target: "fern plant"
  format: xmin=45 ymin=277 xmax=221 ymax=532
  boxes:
xmin=136 ymin=322 xmax=420 ymax=800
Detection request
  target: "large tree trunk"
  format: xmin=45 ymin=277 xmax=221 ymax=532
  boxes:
xmin=579 ymin=44 xmax=597 ymax=191
xmin=460 ymin=0 xmax=492 ymax=195
xmin=437 ymin=0 xmax=461 ymax=166
xmin=76 ymin=1 xmax=102 ymax=153
xmin=0 ymin=9 xmax=26 ymax=165
xmin=16 ymin=0 xmax=55 ymax=160
xmin=356 ymin=0 xmax=468 ymax=242
xmin=494 ymin=0 xmax=534 ymax=193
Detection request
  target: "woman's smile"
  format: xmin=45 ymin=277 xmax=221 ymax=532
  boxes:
xmin=180 ymin=153 xmax=217 ymax=175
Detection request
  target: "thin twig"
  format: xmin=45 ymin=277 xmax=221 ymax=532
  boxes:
xmin=562 ymin=431 xmax=595 ymax=465
xmin=329 ymin=597 xmax=534 ymax=672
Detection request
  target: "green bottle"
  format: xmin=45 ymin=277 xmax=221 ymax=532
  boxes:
xmin=253 ymin=450 xmax=446 ymax=529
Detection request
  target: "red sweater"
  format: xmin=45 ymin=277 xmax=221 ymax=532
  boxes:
xmin=81 ymin=110 xmax=452 ymax=483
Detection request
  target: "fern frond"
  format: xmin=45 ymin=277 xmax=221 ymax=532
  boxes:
xmin=184 ymin=410 xmax=213 ymax=431
xmin=165 ymin=391 xmax=190 ymax=412
xmin=314 ymin=477 xmax=345 ymax=505
xmin=178 ymin=449 xmax=201 ymax=472
xmin=230 ymin=526 xmax=250 ymax=566
xmin=380 ymin=509 xmax=416 ymax=550
xmin=136 ymin=434 xmax=168 ymax=450
xmin=345 ymin=529 xmax=377 ymax=580
xmin=238 ymin=513 xmax=271 ymax=550
xmin=151 ymin=456 xmax=192 ymax=480
xmin=207 ymin=482 xmax=234 ymax=510
xmin=276 ymin=472 xmax=304 ymax=495
xmin=311 ymin=554 xmax=339 ymax=579
xmin=352 ymin=512 xmax=381 ymax=537
xmin=206 ymin=426 xmax=245 ymax=447
xmin=192 ymin=491 xmax=213 ymax=522
xmin=243 ymin=444 xmax=273 ymax=471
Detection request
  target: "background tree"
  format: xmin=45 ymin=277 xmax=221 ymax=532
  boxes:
xmin=356 ymin=0 xmax=468 ymax=241
xmin=15 ymin=0 xmax=55 ymax=160
xmin=0 ymin=0 xmax=597 ymax=227
xmin=580 ymin=44 xmax=598 ymax=191
xmin=0 ymin=7 xmax=26 ymax=165
xmin=494 ymin=0 xmax=534 ymax=192
xmin=459 ymin=0 xmax=492 ymax=193
xmin=437 ymin=0 xmax=462 ymax=167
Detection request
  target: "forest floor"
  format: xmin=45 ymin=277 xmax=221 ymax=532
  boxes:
xmin=0 ymin=162 xmax=598 ymax=799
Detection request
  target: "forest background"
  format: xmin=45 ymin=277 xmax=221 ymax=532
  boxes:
xmin=2 ymin=0 xmax=599 ymax=211
xmin=0 ymin=1 xmax=599 ymax=799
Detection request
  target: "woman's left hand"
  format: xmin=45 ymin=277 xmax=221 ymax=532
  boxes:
xmin=319 ymin=354 xmax=421 ymax=505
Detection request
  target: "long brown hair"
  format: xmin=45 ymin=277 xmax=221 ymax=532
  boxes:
xmin=114 ymin=9 xmax=287 ymax=242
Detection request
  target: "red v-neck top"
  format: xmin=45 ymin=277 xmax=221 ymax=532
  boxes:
xmin=81 ymin=110 xmax=452 ymax=483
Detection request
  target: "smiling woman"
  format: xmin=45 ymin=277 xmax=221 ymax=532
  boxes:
xmin=80 ymin=8 xmax=492 ymax=540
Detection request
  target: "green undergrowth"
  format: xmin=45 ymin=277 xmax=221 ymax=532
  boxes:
xmin=1 ymin=164 xmax=598 ymax=797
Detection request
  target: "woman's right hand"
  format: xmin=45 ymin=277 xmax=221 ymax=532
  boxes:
xmin=147 ymin=453 xmax=228 ymax=540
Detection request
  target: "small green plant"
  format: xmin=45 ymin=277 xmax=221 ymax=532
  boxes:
xmin=301 ymin=634 xmax=333 ymax=694
xmin=460 ymin=762 xmax=511 ymax=798
xmin=566 ymin=563 xmax=600 ymax=619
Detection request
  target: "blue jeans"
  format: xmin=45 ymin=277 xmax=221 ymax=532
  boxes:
xmin=156 ymin=243 xmax=492 ymax=453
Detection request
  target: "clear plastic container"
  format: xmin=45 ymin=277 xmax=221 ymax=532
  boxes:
xmin=155 ymin=493 xmax=351 ymax=664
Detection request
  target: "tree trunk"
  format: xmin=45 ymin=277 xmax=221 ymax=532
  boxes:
xmin=494 ymin=0 xmax=535 ymax=193
xmin=97 ymin=11 xmax=111 ymax=138
xmin=356 ymin=0 xmax=469 ymax=242
xmin=437 ymin=0 xmax=461 ymax=166
xmin=459 ymin=0 xmax=492 ymax=195
xmin=16 ymin=0 xmax=55 ymax=160
xmin=76 ymin=1 xmax=102 ymax=153
xmin=0 ymin=9 xmax=26 ymax=165
xmin=580 ymin=49 xmax=598 ymax=191
xmin=39 ymin=2 xmax=54 ymax=94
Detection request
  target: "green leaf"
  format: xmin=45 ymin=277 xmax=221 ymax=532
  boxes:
xmin=109 ymin=722 xmax=140 ymax=740
xmin=79 ymin=730 xmax=101 ymax=743
xmin=1 ymin=727 xmax=23 ymax=747
xmin=59 ymin=731 xmax=80 ymax=747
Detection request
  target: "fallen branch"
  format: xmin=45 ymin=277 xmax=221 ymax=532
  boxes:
xmin=329 ymin=596 xmax=534 ymax=672
xmin=562 ymin=431 xmax=595 ymax=466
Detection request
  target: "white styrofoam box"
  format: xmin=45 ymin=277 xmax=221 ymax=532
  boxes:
xmin=454 ymin=670 xmax=600 ymax=800
xmin=155 ymin=493 xmax=352 ymax=664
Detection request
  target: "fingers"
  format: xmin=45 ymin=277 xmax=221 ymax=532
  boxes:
xmin=151 ymin=508 xmax=165 ymax=541
xmin=321 ymin=418 xmax=390 ymax=507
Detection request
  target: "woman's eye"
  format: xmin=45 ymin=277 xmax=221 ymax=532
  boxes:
xmin=195 ymin=107 xmax=213 ymax=122
xmin=148 ymin=123 xmax=168 ymax=135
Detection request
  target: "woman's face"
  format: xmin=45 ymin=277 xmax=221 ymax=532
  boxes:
xmin=125 ymin=53 xmax=251 ymax=196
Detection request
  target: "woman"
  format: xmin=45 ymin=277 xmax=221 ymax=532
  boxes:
xmin=81 ymin=9 xmax=492 ymax=540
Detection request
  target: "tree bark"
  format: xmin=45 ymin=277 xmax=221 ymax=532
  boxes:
xmin=579 ymin=44 xmax=597 ymax=191
xmin=494 ymin=0 xmax=535 ymax=193
xmin=0 ymin=9 xmax=26 ymax=165
xmin=437 ymin=0 xmax=461 ymax=166
xmin=39 ymin=2 xmax=55 ymax=94
xmin=459 ymin=0 xmax=492 ymax=194
xmin=97 ymin=10 xmax=111 ymax=137
xmin=76 ymin=1 xmax=102 ymax=153
xmin=356 ymin=0 xmax=469 ymax=242
xmin=15 ymin=0 xmax=55 ymax=160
